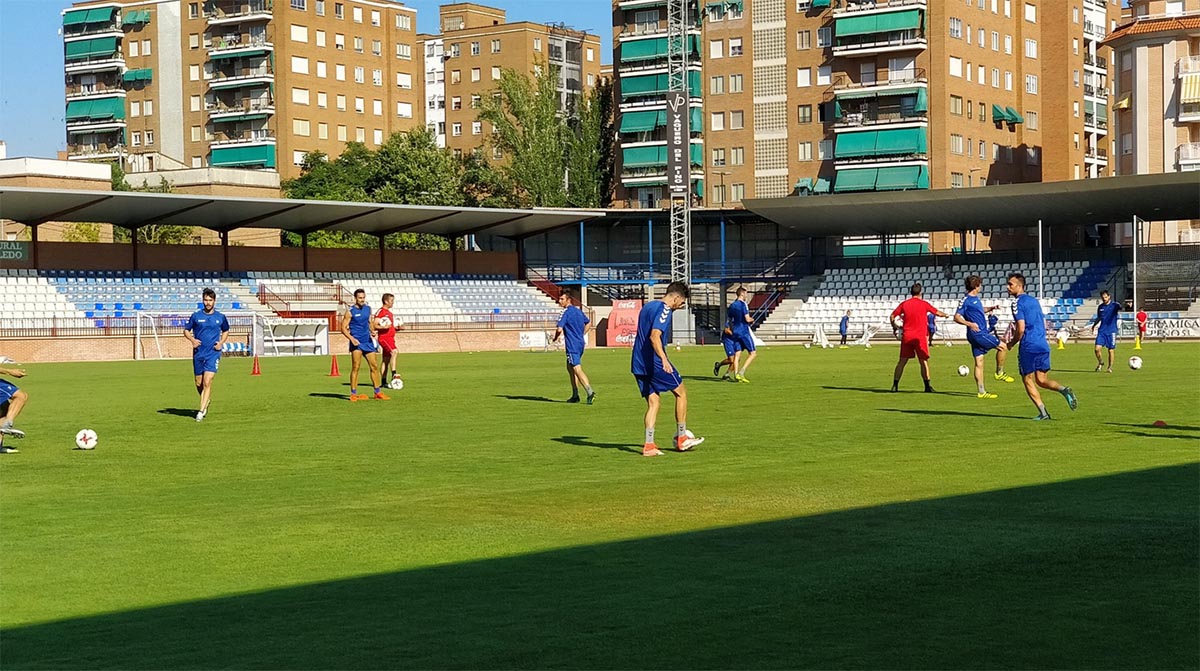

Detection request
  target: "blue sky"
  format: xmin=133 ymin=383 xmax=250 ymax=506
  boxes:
xmin=0 ymin=0 xmax=614 ymax=159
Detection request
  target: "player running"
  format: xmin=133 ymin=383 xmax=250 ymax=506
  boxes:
xmin=375 ymin=293 xmax=402 ymax=387
xmin=1089 ymin=290 xmax=1121 ymax=372
xmin=727 ymin=287 xmax=757 ymax=382
xmin=341 ymin=288 xmax=387 ymax=401
xmin=0 ymin=365 xmax=29 ymax=453
xmin=183 ymin=288 xmax=230 ymax=422
xmin=713 ymin=326 xmax=740 ymax=380
xmin=889 ymin=282 xmax=951 ymax=393
xmin=1006 ymin=272 xmax=1077 ymax=420
xmin=632 ymin=281 xmax=704 ymax=457
xmin=552 ymin=289 xmax=595 ymax=404
xmin=953 ymin=275 xmax=1014 ymax=399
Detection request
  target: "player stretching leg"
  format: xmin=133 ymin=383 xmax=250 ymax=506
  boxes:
xmin=954 ymin=275 xmax=1013 ymax=399
xmin=184 ymin=288 xmax=230 ymax=422
xmin=890 ymin=282 xmax=951 ymax=392
xmin=341 ymin=289 xmax=387 ymax=401
xmin=713 ymin=326 xmax=740 ymax=380
xmin=0 ymin=366 xmax=29 ymax=452
xmin=376 ymin=293 xmax=401 ymax=387
xmin=632 ymin=282 xmax=704 ymax=456
xmin=1089 ymin=290 xmax=1120 ymax=373
xmin=553 ymin=289 xmax=595 ymax=404
xmin=728 ymin=287 xmax=758 ymax=382
xmin=1006 ymin=272 xmax=1077 ymax=420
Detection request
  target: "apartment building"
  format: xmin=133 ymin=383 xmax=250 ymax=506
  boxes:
xmin=421 ymin=3 xmax=603 ymax=160
xmin=63 ymin=0 xmax=423 ymax=180
xmin=612 ymin=0 xmax=1121 ymax=252
xmin=1105 ymin=0 xmax=1200 ymax=244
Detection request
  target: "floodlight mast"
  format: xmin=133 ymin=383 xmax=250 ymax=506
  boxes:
xmin=666 ymin=0 xmax=694 ymax=341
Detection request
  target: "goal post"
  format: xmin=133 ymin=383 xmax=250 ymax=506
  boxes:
xmin=132 ymin=312 xmax=330 ymax=360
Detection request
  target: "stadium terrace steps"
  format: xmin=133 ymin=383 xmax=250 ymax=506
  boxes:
xmin=0 ymin=276 xmax=90 ymax=327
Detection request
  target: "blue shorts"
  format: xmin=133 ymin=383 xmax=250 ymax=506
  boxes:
xmin=0 ymin=380 xmax=19 ymax=405
xmin=566 ymin=349 xmax=583 ymax=367
xmin=193 ymin=350 xmax=221 ymax=376
xmin=349 ymin=339 xmax=377 ymax=354
xmin=1095 ymin=332 xmax=1117 ymax=350
xmin=722 ymin=335 xmax=740 ymax=357
xmin=967 ymin=332 xmax=1002 ymax=358
xmin=734 ymin=332 xmax=756 ymax=353
xmin=1018 ymin=349 xmax=1052 ymax=376
xmin=634 ymin=367 xmax=683 ymax=398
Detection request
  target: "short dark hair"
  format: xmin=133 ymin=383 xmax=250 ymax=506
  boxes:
xmin=736 ymin=286 xmax=747 ymax=296
xmin=560 ymin=288 xmax=575 ymax=301
xmin=354 ymin=288 xmax=366 ymax=297
xmin=964 ymin=275 xmax=982 ymax=291
xmin=1100 ymin=289 xmax=1110 ymax=297
xmin=382 ymin=292 xmax=393 ymax=302
xmin=665 ymin=281 xmax=690 ymax=299
xmin=202 ymin=288 xmax=216 ymax=299
xmin=1007 ymin=272 xmax=1026 ymax=288
xmin=910 ymin=282 xmax=922 ymax=296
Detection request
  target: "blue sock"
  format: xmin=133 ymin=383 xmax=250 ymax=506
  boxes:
xmin=374 ymin=387 xmax=380 ymax=394
xmin=350 ymin=388 xmax=357 ymax=395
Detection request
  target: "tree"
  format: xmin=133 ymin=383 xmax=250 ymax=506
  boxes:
xmin=459 ymin=151 xmax=520 ymax=209
xmin=109 ymin=166 xmax=197 ymax=244
xmin=565 ymin=84 xmax=605 ymax=208
xmin=593 ymin=77 xmax=617 ymax=207
xmin=61 ymin=223 xmax=101 ymax=242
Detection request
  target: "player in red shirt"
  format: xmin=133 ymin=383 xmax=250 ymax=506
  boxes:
xmin=890 ymin=282 xmax=951 ymax=393
xmin=375 ymin=293 xmax=401 ymax=387
xmin=1135 ymin=307 xmax=1148 ymax=345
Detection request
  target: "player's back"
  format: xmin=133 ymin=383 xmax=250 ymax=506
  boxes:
xmin=896 ymin=298 xmax=933 ymax=338
xmin=728 ymin=300 xmax=750 ymax=333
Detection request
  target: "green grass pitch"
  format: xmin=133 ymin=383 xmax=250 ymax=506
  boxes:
xmin=1 ymin=342 xmax=1197 ymax=669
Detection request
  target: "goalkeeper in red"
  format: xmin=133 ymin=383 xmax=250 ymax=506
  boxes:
xmin=889 ymin=282 xmax=951 ymax=393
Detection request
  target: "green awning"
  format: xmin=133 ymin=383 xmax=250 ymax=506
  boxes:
xmin=690 ymin=106 xmax=702 ymax=130
xmin=812 ymin=0 xmax=831 ymax=7
xmin=694 ymin=179 xmax=704 ymax=197
xmin=66 ymin=97 xmax=125 ymax=121
xmin=834 ymin=86 xmax=919 ymax=100
xmin=1085 ymin=100 xmax=1095 ymax=115
xmin=623 ymin=146 xmax=667 ymax=168
xmin=84 ymin=7 xmax=116 ymax=23
xmin=726 ymin=0 xmax=743 ymax=9
xmin=875 ymin=166 xmax=924 ymax=191
xmin=211 ymin=145 xmax=276 ymax=168
xmin=122 ymin=9 xmax=150 ymax=25
xmin=835 ymin=131 xmax=877 ymax=158
xmin=991 ymin=104 xmax=1007 ymax=123
xmin=65 ymin=37 xmax=118 ymax=61
xmin=619 ymin=36 xmax=699 ymax=63
xmin=65 ymin=99 xmax=94 ymax=120
xmin=914 ymin=87 xmax=928 ymax=112
xmin=63 ymin=8 xmax=91 ymax=25
xmin=122 ymin=68 xmax=153 ymax=82
xmin=1096 ymin=103 xmax=1107 ymax=119
xmin=619 ymin=110 xmax=662 ymax=133
xmin=835 ymin=14 xmax=877 ymax=37
xmin=813 ymin=177 xmax=831 ymax=194
xmin=211 ymin=112 xmax=270 ymax=123
xmin=874 ymin=128 xmax=926 ymax=155
xmin=1005 ymin=106 xmax=1023 ymax=123
xmin=620 ymin=72 xmax=701 ymax=98
xmin=877 ymin=9 xmax=921 ymax=32
xmin=834 ymin=168 xmax=878 ymax=192
xmin=209 ymin=48 xmax=271 ymax=60
xmin=690 ymin=143 xmax=702 ymax=166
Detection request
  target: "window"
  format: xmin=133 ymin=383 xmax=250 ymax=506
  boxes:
xmin=991 ymin=68 xmax=999 ymax=88
xmin=1073 ymin=38 xmax=1078 ymax=55
xmin=189 ymin=64 xmax=200 ymax=81
xmin=730 ymin=110 xmax=744 ymax=129
xmin=797 ymin=104 xmax=812 ymax=123
xmin=966 ymin=62 xmax=972 ymax=81
xmin=316 ymin=0 xmax=324 ymax=15
xmin=396 ymin=102 xmax=413 ymax=118
xmin=396 ymin=44 xmax=412 ymax=59
xmin=337 ymin=125 xmax=347 ymax=141
xmin=354 ymin=66 xmax=364 ymax=83
xmin=352 ymin=6 xmax=362 ymax=22
xmin=1025 ymin=74 xmax=1038 ymax=94
xmin=950 ymin=95 xmax=964 ymax=115
xmin=334 ymin=2 xmax=343 ymax=19
xmin=451 ymin=96 xmax=461 ymax=110
xmin=978 ymin=64 xmax=985 ymax=82
xmin=1004 ymin=71 xmax=1012 ymax=91
xmin=191 ymin=126 xmax=201 ymax=142
xmin=817 ymin=140 xmax=832 ymax=160
xmin=370 ymin=9 xmax=379 ymax=26
xmin=316 ymin=30 xmax=326 ymax=47
xmin=796 ymin=67 xmax=811 ymax=87
xmin=189 ymin=34 xmax=199 ymax=49
xmin=471 ymin=68 xmax=480 ymax=82
xmin=317 ymin=91 xmax=328 ymax=108
xmin=533 ymin=37 xmax=542 ymax=51
xmin=372 ymin=69 xmax=382 ymax=86
xmin=950 ymin=134 xmax=964 ymax=154
xmin=1025 ymin=110 xmax=1038 ymax=130
xmin=708 ymin=3 xmax=725 ymax=21
xmin=966 ymin=23 xmax=971 ymax=44
xmin=356 ymin=127 xmax=365 ymax=142
xmin=293 ymin=119 xmax=310 ymax=136
xmin=817 ymin=27 xmax=831 ymax=47
xmin=491 ymin=39 xmax=501 ymax=53
xmin=730 ymin=74 xmax=743 ymax=93
xmin=353 ymin=36 xmax=363 ymax=53
xmin=291 ymin=24 xmax=308 ymax=42
xmin=143 ymin=100 xmax=152 ymax=116
xmin=131 ymin=101 xmax=141 ymax=117
xmin=1024 ymin=3 xmax=1036 ymax=22
xmin=991 ymin=31 xmax=999 ymax=51
xmin=335 ymin=64 xmax=346 ymax=81
xmin=817 ymin=65 xmax=831 ymax=86
xmin=291 ymin=0 xmax=306 ymax=9
xmin=951 ymin=172 xmax=964 ymax=188
xmin=491 ymin=66 xmax=501 ymax=80
xmin=1025 ymin=147 xmax=1039 ymax=165
xmin=396 ymin=73 xmax=412 ymax=89
xmin=188 ymin=3 xmax=198 ymax=19
xmin=977 ymin=28 xmax=984 ymax=45
xmin=992 ymin=143 xmax=1000 ymax=160
xmin=967 ymin=99 xmax=973 ymax=119
xmin=354 ymin=96 xmax=364 ymax=113
xmin=797 ymin=30 xmax=811 ymax=50
xmin=711 ymin=76 xmax=725 ymax=95
xmin=711 ymin=112 xmax=725 ymax=131
xmin=129 ymin=41 xmax=139 ymax=58
xmin=191 ymin=157 xmax=203 ymax=168
xmin=966 ymin=137 xmax=973 ymax=157
xmin=797 ymin=141 xmax=812 ymax=161
xmin=712 ymin=184 xmax=727 ymax=204
xmin=712 ymin=148 xmax=726 ymax=167
xmin=190 ymin=95 xmax=200 ymax=112
xmin=1004 ymin=35 xmax=1012 ymax=54
xmin=710 ymin=39 xmax=723 ymax=59
xmin=452 ymin=122 xmax=462 ymax=136
xmin=1073 ymin=101 xmax=1080 ymax=117
xmin=470 ymin=94 xmax=480 ymax=108
xmin=979 ymin=140 xmax=985 ymax=156
xmin=729 ymin=38 xmax=742 ymax=57
xmin=1004 ymin=0 xmax=1011 ymax=16
xmin=950 ymin=17 xmax=962 ymax=39
xmin=131 ymin=131 xmax=141 ymax=147
xmin=451 ymin=70 xmax=461 ymax=84
xmin=316 ymin=61 xmax=327 ymax=78
xmin=335 ymin=33 xmax=344 ymax=50
xmin=470 ymin=41 xmax=480 ymax=56
xmin=731 ymin=146 xmax=744 ymax=165
xmin=1166 ymin=0 xmax=1184 ymax=15
xmin=291 ymin=56 xmax=309 ymax=74
xmin=949 ymin=56 xmax=963 ymax=78
xmin=1024 ymin=39 xmax=1037 ymax=59
xmin=292 ymin=87 xmax=310 ymax=105
xmin=318 ymin=122 xmax=328 ymax=139
xmin=372 ymin=40 xmax=381 ymax=56
xmin=1121 ymin=133 xmax=1132 ymax=155
xmin=372 ymin=129 xmax=382 ymax=145
xmin=730 ymin=184 xmax=744 ymax=202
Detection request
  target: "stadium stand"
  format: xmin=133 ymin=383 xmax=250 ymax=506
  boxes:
xmin=41 ymin=271 xmax=243 ymax=324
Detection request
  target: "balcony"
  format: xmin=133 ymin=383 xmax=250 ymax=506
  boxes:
xmin=1083 ymin=146 xmax=1108 ymax=162
xmin=618 ymin=35 xmax=700 ymax=72
xmin=66 ymin=117 xmax=126 ymax=135
xmin=64 ymin=37 xmax=124 ymax=74
xmin=62 ymin=6 xmax=121 ymax=40
xmin=832 ymin=27 xmax=926 ymax=57
xmin=210 ymin=128 xmax=276 ymax=147
xmin=1178 ymin=142 xmax=1200 ymax=168
xmin=1083 ymin=82 xmax=1108 ymax=99
xmin=1179 ymin=102 xmax=1200 ymax=123
xmin=829 ymin=68 xmax=926 ymax=92
xmin=67 ymin=142 xmax=125 ymax=161
xmin=65 ymin=81 xmax=126 ymax=100
xmin=63 ymin=21 xmax=122 ymax=42
xmin=1083 ymin=112 xmax=1109 ymax=132
xmin=205 ymin=0 xmax=272 ymax=26
xmin=207 ymin=34 xmax=273 ymax=60
xmin=831 ymin=85 xmax=928 ymax=129
xmin=1178 ymin=56 xmax=1200 ymax=76
xmin=617 ymin=0 xmax=667 ymax=9
xmin=1083 ymin=53 xmax=1107 ymax=70
xmin=207 ymin=98 xmax=275 ymax=122
xmin=833 ymin=127 xmax=928 ymax=166
xmin=832 ymin=0 xmax=926 ymax=15
xmin=207 ymin=65 xmax=274 ymax=90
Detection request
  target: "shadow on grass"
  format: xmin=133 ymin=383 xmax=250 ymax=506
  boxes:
xmin=3 ymin=466 xmax=1196 ymax=670
xmin=494 ymin=394 xmax=563 ymax=403
xmin=823 ymin=386 xmax=975 ymax=397
xmin=1106 ymin=422 xmax=1200 ymax=432
xmin=307 ymin=392 xmax=349 ymax=401
xmin=681 ymin=375 xmax=736 ymax=384
xmin=155 ymin=408 xmax=197 ymax=419
xmin=1118 ymin=430 xmax=1200 ymax=441
xmin=551 ymin=435 xmax=643 ymax=455
xmin=881 ymin=408 xmax=1030 ymax=420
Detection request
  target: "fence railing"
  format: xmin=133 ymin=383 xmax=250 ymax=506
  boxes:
xmin=0 ymin=314 xmax=257 ymax=339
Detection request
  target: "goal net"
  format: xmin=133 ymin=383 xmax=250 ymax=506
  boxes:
xmin=134 ymin=312 xmax=328 ymax=360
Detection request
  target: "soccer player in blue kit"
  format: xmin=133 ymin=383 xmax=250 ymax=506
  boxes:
xmin=632 ymin=281 xmax=704 ymax=457
xmin=183 ymin=288 xmax=230 ymax=422
xmin=341 ymin=288 xmax=387 ymax=401
xmin=1089 ymin=290 xmax=1121 ymax=373
xmin=727 ymin=287 xmax=757 ymax=382
xmin=552 ymin=289 xmax=595 ymax=404
xmin=1006 ymin=273 xmax=1077 ymax=420
xmin=712 ymin=326 xmax=740 ymax=380
xmin=954 ymin=275 xmax=1014 ymax=399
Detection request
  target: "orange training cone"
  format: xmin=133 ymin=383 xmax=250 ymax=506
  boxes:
xmin=328 ymin=354 xmax=340 ymax=377
xmin=251 ymin=355 xmax=261 ymax=376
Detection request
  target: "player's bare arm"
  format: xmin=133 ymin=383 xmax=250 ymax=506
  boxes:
xmin=650 ymin=328 xmax=673 ymax=374
xmin=954 ymin=313 xmax=979 ymax=332
xmin=184 ymin=328 xmax=199 ymax=349
xmin=0 ymin=367 xmax=26 ymax=378
xmin=340 ymin=311 xmax=357 ymax=346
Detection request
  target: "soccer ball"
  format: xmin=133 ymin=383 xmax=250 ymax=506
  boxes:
xmin=75 ymin=429 xmax=98 ymax=450
xmin=677 ymin=429 xmax=696 ymax=440
xmin=957 ymin=365 xmax=970 ymax=377
xmin=389 ymin=377 xmax=404 ymax=390
xmin=375 ymin=316 xmax=392 ymax=330
xmin=1129 ymin=356 xmax=1143 ymax=370
xmin=804 ymin=343 xmax=811 ymax=349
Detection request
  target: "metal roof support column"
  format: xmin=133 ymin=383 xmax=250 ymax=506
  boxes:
xmin=301 ymin=232 xmax=309 ymax=273
xmin=449 ymin=236 xmax=458 ymax=276
xmin=30 ymin=224 xmax=39 ymax=270
xmin=130 ymin=227 xmax=139 ymax=271
xmin=377 ymin=234 xmax=386 ymax=273
xmin=221 ymin=230 xmax=230 ymax=273
xmin=578 ymin=221 xmax=585 ymax=285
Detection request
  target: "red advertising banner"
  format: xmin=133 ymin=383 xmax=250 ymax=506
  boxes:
xmin=607 ymin=299 xmax=642 ymax=348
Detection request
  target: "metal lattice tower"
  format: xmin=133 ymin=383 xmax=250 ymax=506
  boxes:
xmin=666 ymin=0 xmax=692 ymax=289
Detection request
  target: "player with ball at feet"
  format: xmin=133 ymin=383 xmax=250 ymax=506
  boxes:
xmin=1006 ymin=272 xmax=1077 ymax=420
xmin=632 ymin=281 xmax=704 ymax=456
xmin=341 ymin=289 xmax=387 ymax=401
xmin=375 ymin=293 xmax=403 ymax=390
xmin=953 ymin=274 xmax=1014 ymax=399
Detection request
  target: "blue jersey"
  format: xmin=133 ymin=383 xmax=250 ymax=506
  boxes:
xmin=631 ymin=300 xmax=672 ymax=376
xmin=185 ymin=309 xmax=229 ymax=351
xmin=956 ymin=293 xmax=988 ymax=335
xmin=556 ymin=305 xmax=589 ymax=352
xmin=1091 ymin=302 xmax=1120 ymax=334
xmin=727 ymin=299 xmax=750 ymax=335
xmin=839 ymin=315 xmax=849 ymax=335
xmin=927 ymin=313 xmax=937 ymax=335
xmin=1012 ymin=294 xmax=1049 ymax=354
xmin=987 ymin=314 xmax=999 ymax=336
xmin=348 ymin=303 xmax=373 ymax=342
